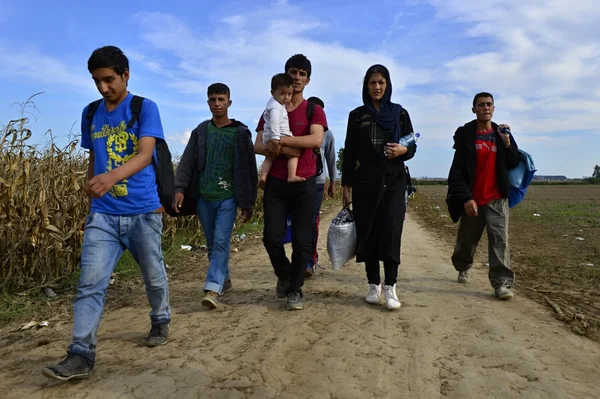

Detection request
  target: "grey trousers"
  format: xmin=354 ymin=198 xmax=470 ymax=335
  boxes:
xmin=451 ymin=198 xmax=515 ymax=289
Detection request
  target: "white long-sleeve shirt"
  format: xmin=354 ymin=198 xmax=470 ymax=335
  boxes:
xmin=262 ymin=97 xmax=292 ymax=145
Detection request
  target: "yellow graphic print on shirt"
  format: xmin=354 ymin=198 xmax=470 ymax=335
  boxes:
xmin=91 ymin=121 xmax=139 ymax=198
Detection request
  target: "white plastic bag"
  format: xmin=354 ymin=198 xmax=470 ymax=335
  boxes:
xmin=327 ymin=207 xmax=357 ymax=271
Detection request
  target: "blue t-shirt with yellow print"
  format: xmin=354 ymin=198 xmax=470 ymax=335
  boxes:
xmin=80 ymin=93 xmax=164 ymax=215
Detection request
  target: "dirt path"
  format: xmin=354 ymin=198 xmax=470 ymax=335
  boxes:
xmin=1 ymin=208 xmax=599 ymax=399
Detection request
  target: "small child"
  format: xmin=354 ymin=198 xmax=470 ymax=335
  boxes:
xmin=259 ymin=73 xmax=305 ymax=188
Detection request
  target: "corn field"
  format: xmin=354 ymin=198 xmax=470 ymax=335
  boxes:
xmin=0 ymin=104 xmax=339 ymax=292
xmin=0 ymin=115 xmax=201 ymax=292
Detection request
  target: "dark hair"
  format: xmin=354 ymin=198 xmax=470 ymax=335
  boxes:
xmin=284 ymin=54 xmax=312 ymax=78
xmin=362 ymin=64 xmax=392 ymax=103
xmin=87 ymin=46 xmax=129 ymax=75
xmin=473 ymin=92 xmax=494 ymax=107
xmin=307 ymin=96 xmax=324 ymax=109
xmin=207 ymin=83 xmax=230 ymax=99
xmin=271 ymin=73 xmax=294 ymax=91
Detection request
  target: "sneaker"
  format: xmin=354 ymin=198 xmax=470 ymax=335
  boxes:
xmin=457 ymin=270 xmax=471 ymax=283
xmin=202 ymin=291 xmax=219 ymax=309
xmin=365 ymin=284 xmax=381 ymax=305
xmin=42 ymin=353 xmax=94 ymax=381
xmin=276 ymin=278 xmax=289 ymax=298
xmin=286 ymin=292 xmax=303 ymax=310
xmin=305 ymin=264 xmax=315 ymax=278
xmin=144 ymin=322 xmax=170 ymax=347
xmin=221 ymin=279 xmax=233 ymax=295
xmin=382 ymin=284 xmax=402 ymax=310
xmin=494 ymin=286 xmax=514 ymax=300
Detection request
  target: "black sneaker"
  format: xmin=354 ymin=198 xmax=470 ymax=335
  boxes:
xmin=144 ymin=322 xmax=170 ymax=347
xmin=276 ymin=278 xmax=289 ymax=298
xmin=286 ymin=292 xmax=303 ymax=311
xmin=42 ymin=353 xmax=94 ymax=381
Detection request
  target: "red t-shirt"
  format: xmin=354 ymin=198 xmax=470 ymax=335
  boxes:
xmin=256 ymin=100 xmax=328 ymax=180
xmin=473 ymin=128 xmax=503 ymax=206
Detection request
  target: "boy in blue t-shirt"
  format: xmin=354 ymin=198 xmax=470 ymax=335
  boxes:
xmin=42 ymin=46 xmax=171 ymax=382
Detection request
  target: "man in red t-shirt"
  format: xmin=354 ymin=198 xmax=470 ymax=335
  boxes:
xmin=254 ymin=54 xmax=328 ymax=311
xmin=446 ymin=92 xmax=520 ymax=300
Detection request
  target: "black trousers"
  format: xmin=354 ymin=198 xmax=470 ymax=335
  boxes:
xmin=262 ymin=175 xmax=316 ymax=295
xmin=365 ymin=260 xmax=399 ymax=286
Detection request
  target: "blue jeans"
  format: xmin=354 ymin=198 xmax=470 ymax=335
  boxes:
xmin=196 ymin=197 xmax=237 ymax=294
xmin=307 ymin=184 xmax=325 ymax=270
xmin=69 ymin=212 xmax=171 ymax=363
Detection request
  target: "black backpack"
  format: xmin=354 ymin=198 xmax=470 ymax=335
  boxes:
xmin=86 ymin=95 xmax=178 ymax=216
xmin=306 ymin=101 xmax=324 ymax=176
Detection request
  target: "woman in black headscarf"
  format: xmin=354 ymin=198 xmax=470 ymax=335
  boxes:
xmin=341 ymin=64 xmax=417 ymax=310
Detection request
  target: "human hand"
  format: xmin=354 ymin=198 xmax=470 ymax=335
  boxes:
xmin=85 ymin=173 xmax=118 ymax=198
xmin=342 ymin=186 xmax=351 ymax=207
xmin=240 ymin=208 xmax=253 ymax=222
xmin=266 ymin=140 xmax=281 ymax=157
xmin=384 ymin=143 xmax=408 ymax=159
xmin=172 ymin=192 xmax=184 ymax=213
xmin=464 ymin=200 xmax=478 ymax=217
xmin=498 ymin=124 xmax=512 ymax=148
xmin=328 ymin=183 xmax=336 ymax=197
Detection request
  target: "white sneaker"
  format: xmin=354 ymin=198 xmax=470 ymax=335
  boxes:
xmin=383 ymin=284 xmax=402 ymax=310
xmin=365 ymin=284 xmax=381 ymax=304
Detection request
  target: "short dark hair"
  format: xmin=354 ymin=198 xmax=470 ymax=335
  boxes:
xmin=285 ymin=54 xmax=312 ymax=78
xmin=473 ymin=92 xmax=494 ymax=107
xmin=307 ymin=96 xmax=324 ymax=109
xmin=207 ymin=83 xmax=230 ymax=99
xmin=271 ymin=73 xmax=294 ymax=91
xmin=87 ymin=46 xmax=129 ymax=75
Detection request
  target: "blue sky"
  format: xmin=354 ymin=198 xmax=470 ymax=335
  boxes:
xmin=1 ymin=0 xmax=598 ymax=178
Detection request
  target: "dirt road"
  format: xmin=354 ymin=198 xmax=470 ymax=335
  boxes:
xmin=1 ymin=208 xmax=599 ymax=399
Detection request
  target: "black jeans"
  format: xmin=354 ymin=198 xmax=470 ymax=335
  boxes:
xmin=365 ymin=260 xmax=399 ymax=286
xmin=263 ymin=175 xmax=316 ymax=295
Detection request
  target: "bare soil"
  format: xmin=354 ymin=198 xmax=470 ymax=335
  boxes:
xmin=0 ymin=206 xmax=599 ymax=399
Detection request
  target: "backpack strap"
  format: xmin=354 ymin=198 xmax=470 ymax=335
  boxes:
xmin=306 ymin=100 xmax=324 ymax=176
xmin=306 ymin=100 xmax=315 ymax=124
xmin=86 ymin=99 xmax=103 ymax=131
xmin=127 ymin=95 xmax=145 ymax=129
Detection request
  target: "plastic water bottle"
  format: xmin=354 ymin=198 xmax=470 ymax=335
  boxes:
xmin=399 ymin=132 xmax=420 ymax=146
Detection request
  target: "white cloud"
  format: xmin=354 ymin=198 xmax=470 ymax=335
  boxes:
xmin=0 ymin=42 xmax=92 ymax=92
xmin=128 ymin=1 xmax=600 ymax=178
xmin=167 ymin=128 xmax=192 ymax=146
xmin=223 ymin=15 xmax=245 ymax=26
xmin=2 ymin=1 xmax=593 ymax=178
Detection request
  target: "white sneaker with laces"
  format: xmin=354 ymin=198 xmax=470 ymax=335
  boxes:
xmin=383 ymin=284 xmax=402 ymax=310
xmin=365 ymin=284 xmax=381 ymax=304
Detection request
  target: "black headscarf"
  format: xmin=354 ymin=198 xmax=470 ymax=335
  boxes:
xmin=362 ymin=64 xmax=403 ymax=143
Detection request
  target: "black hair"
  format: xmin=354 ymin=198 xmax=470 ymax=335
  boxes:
xmin=307 ymin=96 xmax=324 ymax=109
xmin=207 ymin=83 xmax=231 ymax=99
xmin=87 ymin=46 xmax=129 ymax=75
xmin=284 ymin=54 xmax=312 ymax=78
xmin=271 ymin=73 xmax=294 ymax=91
xmin=473 ymin=92 xmax=494 ymax=107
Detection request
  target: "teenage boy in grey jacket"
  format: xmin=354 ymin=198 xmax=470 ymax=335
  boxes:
xmin=173 ymin=83 xmax=258 ymax=308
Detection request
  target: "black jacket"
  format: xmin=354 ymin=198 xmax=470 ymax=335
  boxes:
xmin=174 ymin=120 xmax=258 ymax=209
xmin=341 ymin=105 xmax=417 ymax=263
xmin=341 ymin=105 xmax=416 ymax=188
xmin=446 ymin=120 xmax=520 ymax=223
